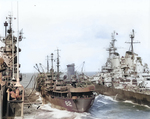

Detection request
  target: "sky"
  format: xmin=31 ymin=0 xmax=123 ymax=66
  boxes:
xmin=0 ymin=0 xmax=150 ymax=73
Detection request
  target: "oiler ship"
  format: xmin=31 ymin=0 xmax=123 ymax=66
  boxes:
xmin=35 ymin=49 xmax=95 ymax=112
xmin=0 ymin=14 xmax=24 ymax=118
xmin=93 ymin=30 xmax=150 ymax=106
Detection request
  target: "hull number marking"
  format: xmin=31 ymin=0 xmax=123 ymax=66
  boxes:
xmin=65 ymin=101 xmax=72 ymax=107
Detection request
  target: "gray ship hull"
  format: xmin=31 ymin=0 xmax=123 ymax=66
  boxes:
xmin=0 ymin=85 xmax=7 ymax=119
xmin=44 ymin=95 xmax=94 ymax=112
xmin=0 ymin=89 xmax=3 ymax=119
xmin=95 ymin=84 xmax=150 ymax=106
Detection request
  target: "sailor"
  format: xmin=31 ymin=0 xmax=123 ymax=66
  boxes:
xmin=16 ymin=87 xmax=19 ymax=97
xmin=10 ymin=91 xmax=17 ymax=100
xmin=15 ymin=87 xmax=22 ymax=100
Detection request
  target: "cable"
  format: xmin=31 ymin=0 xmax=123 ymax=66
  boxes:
xmin=24 ymin=75 xmax=35 ymax=89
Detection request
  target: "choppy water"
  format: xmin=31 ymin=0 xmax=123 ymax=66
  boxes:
xmin=21 ymin=73 xmax=150 ymax=119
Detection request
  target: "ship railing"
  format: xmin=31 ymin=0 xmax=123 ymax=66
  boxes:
xmin=102 ymin=66 xmax=112 ymax=70
xmin=71 ymin=95 xmax=94 ymax=99
xmin=121 ymin=64 xmax=126 ymax=68
xmin=45 ymin=81 xmax=53 ymax=85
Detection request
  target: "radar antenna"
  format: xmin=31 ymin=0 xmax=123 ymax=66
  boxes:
xmin=125 ymin=29 xmax=140 ymax=54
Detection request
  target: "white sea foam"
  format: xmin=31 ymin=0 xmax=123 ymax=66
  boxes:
xmin=97 ymin=94 xmax=118 ymax=102
xmin=97 ymin=100 xmax=108 ymax=104
xmin=95 ymin=95 xmax=99 ymax=99
xmin=104 ymin=95 xmax=118 ymax=102
xmin=124 ymin=100 xmax=133 ymax=104
xmin=124 ymin=100 xmax=150 ymax=109
xmin=35 ymin=92 xmax=40 ymax=95
xmin=24 ymin=103 xmax=88 ymax=119
xmin=24 ymin=115 xmax=35 ymax=119
xmin=36 ymin=95 xmax=42 ymax=102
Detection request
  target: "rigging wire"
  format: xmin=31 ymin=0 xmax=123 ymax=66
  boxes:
xmin=26 ymin=75 xmax=37 ymax=97
xmin=24 ymin=74 xmax=41 ymax=109
xmin=24 ymin=74 xmax=35 ymax=89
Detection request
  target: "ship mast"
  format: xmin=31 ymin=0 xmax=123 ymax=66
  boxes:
xmin=51 ymin=53 xmax=54 ymax=79
xmin=125 ymin=29 xmax=140 ymax=54
xmin=12 ymin=14 xmax=15 ymax=80
xmin=47 ymin=55 xmax=49 ymax=73
xmin=4 ymin=21 xmax=8 ymax=37
xmin=7 ymin=13 xmax=15 ymax=80
xmin=16 ymin=2 xmax=22 ymax=86
xmin=51 ymin=53 xmax=54 ymax=70
xmin=56 ymin=49 xmax=60 ymax=79
xmin=130 ymin=29 xmax=134 ymax=53
xmin=107 ymin=31 xmax=117 ymax=58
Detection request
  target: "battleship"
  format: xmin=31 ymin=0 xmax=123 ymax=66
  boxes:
xmin=92 ymin=30 xmax=150 ymax=106
xmin=35 ymin=49 xmax=95 ymax=112
xmin=0 ymin=14 xmax=24 ymax=118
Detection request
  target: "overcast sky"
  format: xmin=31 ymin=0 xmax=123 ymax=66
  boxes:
xmin=0 ymin=0 xmax=150 ymax=73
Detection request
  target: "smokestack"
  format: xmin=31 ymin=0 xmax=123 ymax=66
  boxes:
xmin=67 ymin=63 xmax=75 ymax=80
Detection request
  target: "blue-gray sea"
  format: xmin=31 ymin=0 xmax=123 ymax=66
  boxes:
xmin=21 ymin=73 xmax=150 ymax=119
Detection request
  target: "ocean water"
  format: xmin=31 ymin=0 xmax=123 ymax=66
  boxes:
xmin=21 ymin=73 xmax=150 ymax=119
